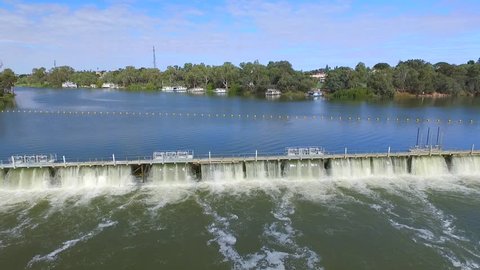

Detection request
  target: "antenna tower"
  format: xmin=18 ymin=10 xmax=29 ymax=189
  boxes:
xmin=153 ymin=46 xmax=157 ymax=69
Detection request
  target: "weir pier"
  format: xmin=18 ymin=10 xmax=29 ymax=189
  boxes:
xmin=1 ymin=149 xmax=480 ymax=185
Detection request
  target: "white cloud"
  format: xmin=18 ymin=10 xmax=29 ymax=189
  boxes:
xmin=0 ymin=0 xmax=479 ymax=73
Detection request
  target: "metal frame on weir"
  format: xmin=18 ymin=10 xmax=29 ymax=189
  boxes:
xmin=1 ymin=145 xmax=478 ymax=170
xmin=0 ymin=147 xmax=479 ymax=184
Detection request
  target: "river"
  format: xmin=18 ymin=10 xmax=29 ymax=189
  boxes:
xmin=0 ymin=87 xmax=479 ymax=269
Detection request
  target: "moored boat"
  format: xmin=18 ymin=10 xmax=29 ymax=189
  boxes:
xmin=265 ymin=89 xmax=281 ymax=96
xmin=214 ymin=88 xmax=227 ymax=94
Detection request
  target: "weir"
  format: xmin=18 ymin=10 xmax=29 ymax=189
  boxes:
xmin=1 ymin=151 xmax=479 ymax=189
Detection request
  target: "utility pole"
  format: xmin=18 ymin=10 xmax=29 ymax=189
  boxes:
xmin=153 ymin=46 xmax=157 ymax=69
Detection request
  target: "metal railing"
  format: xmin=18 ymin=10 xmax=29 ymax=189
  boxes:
xmin=1 ymin=146 xmax=478 ymax=168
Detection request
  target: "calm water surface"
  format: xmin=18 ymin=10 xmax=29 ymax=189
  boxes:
xmin=0 ymin=87 xmax=479 ymax=160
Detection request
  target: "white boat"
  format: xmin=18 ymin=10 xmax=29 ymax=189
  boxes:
xmin=162 ymin=86 xmax=175 ymax=92
xmin=214 ymin=88 xmax=227 ymax=94
xmin=188 ymin=87 xmax=205 ymax=94
xmin=174 ymin=86 xmax=187 ymax=93
xmin=102 ymin=82 xmax=119 ymax=89
xmin=162 ymin=86 xmax=187 ymax=92
xmin=265 ymin=89 xmax=281 ymax=96
xmin=62 ymin=81 xmax=78 ymax=88
xmin=308 ymin=90 xmax=323 ymax=98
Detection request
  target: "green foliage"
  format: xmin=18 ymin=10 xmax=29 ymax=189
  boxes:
xmin=330 ymin=88 xmax=375 ymax=100
xmin=368 ymin=69 xmax=395 ymax=97
xmin=48 ymin=66 xmax=74 ymax=87
xmin=71 ymin=71 xmax=99 ymax=87
xmin=0 ymin=68 xmax=17 ymax=108
xmin=325 ymin=59 xmax=480 ymax=98
xmin=0 ymin=68 xmax=16 ymax=91
xmin=15 ymin=58 xmax=480 ymax=98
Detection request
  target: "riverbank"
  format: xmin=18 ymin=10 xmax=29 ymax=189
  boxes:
xmin=0 ymin=93 xmax=15 ymax=110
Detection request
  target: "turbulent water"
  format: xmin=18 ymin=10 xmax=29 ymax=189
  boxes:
xmin=1 ymin=156 xmax=480 ymax=269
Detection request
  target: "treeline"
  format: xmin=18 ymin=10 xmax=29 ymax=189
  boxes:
xmin=325 ymin=59 xmax=480 ymax=98
xmin=17 ymin=61 xmax=316 ymax=95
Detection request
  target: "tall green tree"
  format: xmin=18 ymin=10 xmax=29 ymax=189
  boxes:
xmin=368 ymin=68 xmax=394 ymax=97
xmin=213 ymin=62 xmax=239 ymax=90
xmin=47 ymin=66 xmax=74 ymax=87
xmin=0 ymin=68 xmax=16 ymax=95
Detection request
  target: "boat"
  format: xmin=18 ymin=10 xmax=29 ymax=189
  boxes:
xmin=62 ymin=81 xmax=78 ymax=88
xmin=162 ymin=86 xmax=175 ymax=92
xmin=101 ymin=82 xmax=120 ymax=89
xmin=173 ymin=86 xmax=187 ymax=93
xmin=214 ymin=88 xmax=227 ymax=94
xmin=307 ymin=90 xmax=323 ymax=98
xmin=188 ymin=87 xmax=205 ymax=94
xmin=162 ymin=86 xmax=187 ymax=93
xmin=265 ymin=89 xmax=281 ymax=96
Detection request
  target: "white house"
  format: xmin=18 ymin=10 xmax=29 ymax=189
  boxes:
xmin=310 ymin=72 xmax=327 ymax=83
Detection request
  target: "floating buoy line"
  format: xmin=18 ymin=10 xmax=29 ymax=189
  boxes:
xmin=0 ymin=109 xmax=477 ymax=125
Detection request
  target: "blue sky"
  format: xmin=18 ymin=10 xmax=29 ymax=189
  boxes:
xmin=1 ymin=0 xmax=479 ymax=73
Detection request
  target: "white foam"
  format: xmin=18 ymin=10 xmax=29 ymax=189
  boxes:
xmin=140 ymin=185 xmax=194 ymax=212
xmin=451 ymin=156 xmax=480 ymax=176
xmin=264 ymin=193 xmax=322 ymax=268
xmin=245 ymin=161 xmax=282 ymax=180
xmin=283 ymin=160 xmax=326 ymax=180
xmin=27 ymin=219 xmax=118 ymax=268
xmin=411 ymin=156 xmax=449 ymax=176
xmin=201 ymin=163 xmax=244 ymax=182
xmin=199 ymin=192 xmax=323 ymax=270
xmin=57 ymin=166 xmax=133 ymax=188
xmin=148 ymin=164 xmax=194 ymax=183
xmin=365 ymin=181 xmax=480 ymax=270
xmin=1 ymin=168 xmax=51 ymax=190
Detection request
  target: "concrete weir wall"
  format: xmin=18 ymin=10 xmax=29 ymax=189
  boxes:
xmin=1 ymin=153 xmax=479 ymax=189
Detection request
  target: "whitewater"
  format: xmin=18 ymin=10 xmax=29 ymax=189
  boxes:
xmin=0 ymin=155 xmax=479 ymax=269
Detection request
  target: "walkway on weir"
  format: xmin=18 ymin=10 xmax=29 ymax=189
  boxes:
xmin=1 ymin=150 xmax=479 ymax=170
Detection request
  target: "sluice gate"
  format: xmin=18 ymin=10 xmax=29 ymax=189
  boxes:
xmin=1 ymin=152 xmax=480 ymax=189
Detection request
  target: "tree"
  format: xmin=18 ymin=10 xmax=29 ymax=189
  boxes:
xmin=368 ymin=68 xmax=394 ymax=97
xmin=0 ymin=68 xmax=16 ymax=95
xmin=185 ymin=64 xmax=204 ymax=88
xmin=47 ymin=66 xmax=74 ymax=87
xmin=324 ymin=67 xmax=355 ymax=92
xmin=373 ymin=63 xmax=391 ymax=70
xmin=31 ymin=67 xmax=47 ymax=85
xmin=393 ymin=64 xmax=409 ymax=91
xmin=395 ymin=60 xmax=434 ymax=94
xmin=239 ymin=61 xmax=269 ymax=93
xmin=213 ymin=62 xmax=239 ymax=90
xmin=354 ymin=62 xmax=369 ymax=87
xmin=71 ymin=71 xmax=99 ymax=87
xmin=465 ymin=63 xmax=480 ymax=95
